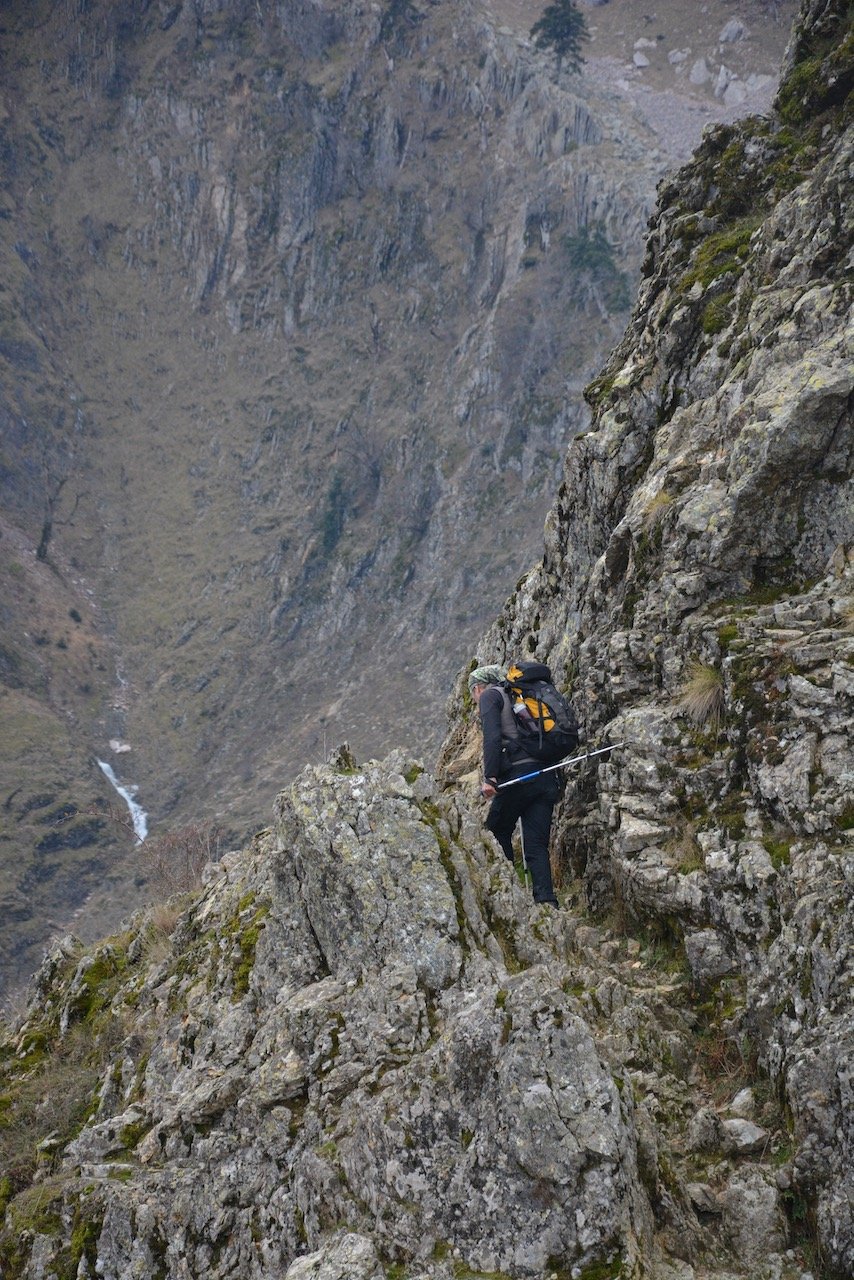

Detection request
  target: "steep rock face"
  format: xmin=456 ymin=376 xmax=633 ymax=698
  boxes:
xmin=441 ymin=0 xmax=853 ymax=1272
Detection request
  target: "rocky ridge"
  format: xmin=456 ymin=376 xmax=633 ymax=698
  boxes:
xmin=0 ymin=752 xmax=822 ymax=1280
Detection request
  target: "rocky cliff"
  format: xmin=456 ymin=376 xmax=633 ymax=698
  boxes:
xmin=441 ymin=0 xmax=854 ymax=1269
xmin=1 ymin=0 xmax=851 ymax=1278
xmin=0 ymin=754 xmax=654 ymax=1280
xmin=0 ymin=740 xmax=845 ymax=1280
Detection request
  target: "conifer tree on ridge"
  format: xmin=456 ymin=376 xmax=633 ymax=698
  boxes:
xmin=530 ymin=0 xmax=590 ymax=74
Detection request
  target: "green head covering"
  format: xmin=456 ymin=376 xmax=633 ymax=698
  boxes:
xmin=467 ymin=664 xmax=505 ymax=692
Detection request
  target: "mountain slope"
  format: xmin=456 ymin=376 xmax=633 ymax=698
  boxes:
xmin=0 ymin=1 xmax=851 ymax=1278
xmin=1 ymin=0 xmax=793 ymax=991
xmin=0 ymin=0 xmax=656 ymax=989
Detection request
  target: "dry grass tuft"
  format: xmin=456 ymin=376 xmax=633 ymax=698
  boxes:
xmin=679 ymin=661 xmax=725 ymax=731
xmin=838 ymin=595 xmax=854 ymax=632
xmin=642 ymin=489 xmax=673 ymax=529
xmin=0 ymin=1023 xmax=103 ymax=1201
xmin=148 ymin=900 xmax=182 ymax=937
xmin=138 ymin=901 xmax=183 ymax=967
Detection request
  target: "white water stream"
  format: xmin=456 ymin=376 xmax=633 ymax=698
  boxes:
xmin=96 ymin=759 xmax=149 ymax=843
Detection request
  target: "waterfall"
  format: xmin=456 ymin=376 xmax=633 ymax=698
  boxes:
xmin=96 ymin=759 xmax=149 ymax=843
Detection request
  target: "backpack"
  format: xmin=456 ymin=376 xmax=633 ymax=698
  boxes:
xmin=503 ymin=661 xmax=579 ymax=765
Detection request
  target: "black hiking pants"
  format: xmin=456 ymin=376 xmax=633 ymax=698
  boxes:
xmin=485 ymin=772 xmax=559 ymax=905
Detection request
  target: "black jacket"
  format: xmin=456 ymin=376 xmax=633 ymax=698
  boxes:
xmin=478 ymin=685 xmax=537 ymax=783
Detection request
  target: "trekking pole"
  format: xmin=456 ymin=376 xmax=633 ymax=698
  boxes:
xmin=496 ymin=742 xmax=625 ymax=790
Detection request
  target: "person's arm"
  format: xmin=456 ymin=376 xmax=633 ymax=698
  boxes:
xmin=479 ymin=686 xmax=505 ymax=787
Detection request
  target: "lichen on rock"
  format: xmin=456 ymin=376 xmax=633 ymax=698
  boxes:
xmin=439 ymin=0 xmax=853 ymax=1273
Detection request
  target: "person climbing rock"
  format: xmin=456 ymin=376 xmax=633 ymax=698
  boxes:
xmin=468 ymin=664 xmax=560 ymax=906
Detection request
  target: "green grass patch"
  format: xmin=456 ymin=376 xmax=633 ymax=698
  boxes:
xmin=701 ymin=292 xmax=734 ymax=335
xmin=763 ymin=836 xmax=793 ymax=870
xmin=717 ymin=795 xmax=748 ymax=842
xmin=717 ymin=623 xmax=739 ymax=652
xmin=677 ymin=216 xmax=762 ymax=294
xmin=583 ymin=371 xmax=617 ymax=409
xmin=231 ymin=902 xmax=271 ymax=1001
xmin=835 ymin=803 xmax=854 ymax=832
xmin=777 ymin=13 xmax=854 ymax=126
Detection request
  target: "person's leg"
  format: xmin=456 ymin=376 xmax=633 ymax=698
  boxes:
xmin=486 ymin=791 xmax=522 ymax=862
xmin=519 ymin=779 xmax=558 ymax=904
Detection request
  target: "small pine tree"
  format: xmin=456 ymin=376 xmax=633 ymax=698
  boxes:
xmin=530 ymin=0 xmax=589 ymax=74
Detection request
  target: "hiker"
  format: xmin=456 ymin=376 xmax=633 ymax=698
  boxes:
xmin=468 ymin=664 xmax=560 ymax=907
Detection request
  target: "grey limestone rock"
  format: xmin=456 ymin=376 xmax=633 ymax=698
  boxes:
xmin=689 ymin=57 xmax=712 ymax=85
xmin=719 ymin=20 xmax=748 ymax=44
xmin=284 ymin=1233 xmax=385 ymax=1280
xmin=721 ymin=1118 xmax=770 ymax=1156
xmin=720 ymin=1167 xmax=787 ymax=1262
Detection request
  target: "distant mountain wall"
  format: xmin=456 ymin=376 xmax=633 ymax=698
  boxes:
xmin=0 ymin=0 xmax=673 ymax=989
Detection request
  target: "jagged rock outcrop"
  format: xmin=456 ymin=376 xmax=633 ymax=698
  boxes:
xmin=1 ymin=754 xmax=656 ymax=1280
xmin=441 ymin=0 xmax=853 ymax=1273
xmin=0 ymin=749 xmax=831 ymax=1280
